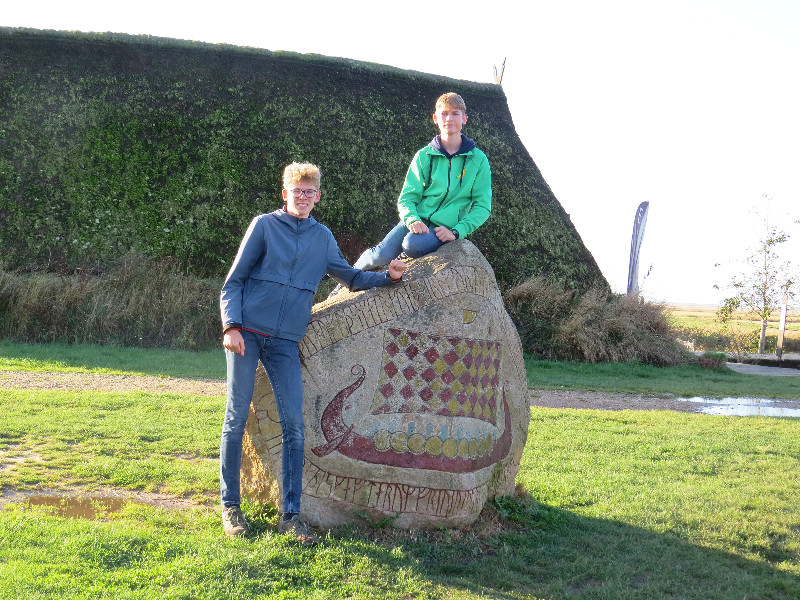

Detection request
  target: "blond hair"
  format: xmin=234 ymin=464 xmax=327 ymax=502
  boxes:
xmin=283 ymin=162 xmax=321 ymax=188
xmin=435 ymin=92 xmax=467 ymax=113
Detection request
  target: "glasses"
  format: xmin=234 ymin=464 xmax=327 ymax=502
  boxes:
xmin=287 ymin=188 xmax=319 ymax=199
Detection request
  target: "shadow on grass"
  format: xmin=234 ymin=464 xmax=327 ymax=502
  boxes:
xmin=325 ymin=496 xmax=798 ymax=600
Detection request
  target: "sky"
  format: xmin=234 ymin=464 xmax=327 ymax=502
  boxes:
xmin=4 ymin=0 xmax=800 ymax=306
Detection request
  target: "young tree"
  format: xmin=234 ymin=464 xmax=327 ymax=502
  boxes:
xmin=714 ymin=198 xmax=797 ymax=354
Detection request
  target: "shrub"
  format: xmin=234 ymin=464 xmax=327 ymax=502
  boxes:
xmin=503 ymin=276 xmax=575 ymax=358
xmin=698 ymin=351 xmax=727 ymax=369
xmin=506 ymin=278 xmax=689 ymax=366
xmin=0 ymin=253 xmax=220 ymax=349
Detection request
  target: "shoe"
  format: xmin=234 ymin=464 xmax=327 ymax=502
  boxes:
xmin=327 ymin=283 xmax=344 ymax=299
xmin=278 ymin=515 xmax=320 ymax=546
xmin=222 ymin=505 xmax=250 ymax=538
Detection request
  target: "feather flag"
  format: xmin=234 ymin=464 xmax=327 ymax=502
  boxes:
xmin=627 ymin=201 xmax=649 ymax=294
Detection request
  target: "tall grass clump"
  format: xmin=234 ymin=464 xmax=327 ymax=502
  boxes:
xmin=506 ymin=276 xmax=688 ymax=365
xmin=504 ymin=276 xmax=575 ymax=358
xmin=0 ymin=254 xmax=220 ymax=350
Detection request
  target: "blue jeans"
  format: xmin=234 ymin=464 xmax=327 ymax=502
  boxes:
xmin=220 ymin=331 xmax=305 ymax=514
xmin=353 ymin=221 xmax=444 ymax=271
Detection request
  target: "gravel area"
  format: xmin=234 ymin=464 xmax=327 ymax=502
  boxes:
xmin=530 ymin=389 xmax=709 ymax=413
xmin=4 ymin=370 xmax=798 ymax=414
xmin=530 ymin=389 xmax=800 ymax=413
xmin=0 ymin=370 xmax=226 ymax=396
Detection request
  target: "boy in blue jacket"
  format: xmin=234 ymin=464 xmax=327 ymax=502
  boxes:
xmin=340 ymin=92 xmax=491 ymax=284
xmin=219 ymin=162 xmax=406 ymax=544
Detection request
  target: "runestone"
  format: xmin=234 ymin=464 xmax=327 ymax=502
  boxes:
xmin=241 ymin=240 xmax=529 ymax=529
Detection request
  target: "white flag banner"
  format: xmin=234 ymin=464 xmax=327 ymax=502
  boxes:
xmin=627 ymin=201 xmax=649 ymax=294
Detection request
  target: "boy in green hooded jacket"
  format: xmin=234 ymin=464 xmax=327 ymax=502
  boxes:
xmin=346 ymin=92 xmax=492 ymax=274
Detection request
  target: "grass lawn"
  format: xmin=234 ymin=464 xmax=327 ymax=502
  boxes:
xmin=525 ymin=357 xmax=800 ymax=399
xmin=0 ymin=340 xmax=226 ymax=380
xmin=1 ymin=342 xmax=799 ymax=599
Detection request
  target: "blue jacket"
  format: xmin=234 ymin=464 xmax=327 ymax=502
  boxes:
xmin=220 ymin=209 xmax=395 ymax=342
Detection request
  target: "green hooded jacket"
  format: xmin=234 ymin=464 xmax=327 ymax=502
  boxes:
xmin=397 ymin=134 xmax=492 ymax=238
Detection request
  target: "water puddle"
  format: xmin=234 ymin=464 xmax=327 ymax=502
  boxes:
xmin=1 ymin=487 xmax=204 ymax=519
xmin=682 ymin=397 xmax=800 ymax=418
xmin=24 ymin=495 xmax=134 ymax=519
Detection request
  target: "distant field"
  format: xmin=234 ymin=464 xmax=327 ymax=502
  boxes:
xmin=666 ymin=304 xmax=800 ymax=353
xmin=666 ymin=304 xmax=800 ymax=329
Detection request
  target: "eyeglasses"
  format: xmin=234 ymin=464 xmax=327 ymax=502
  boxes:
xmin=287 ymin=188 xmax=319 ymax=199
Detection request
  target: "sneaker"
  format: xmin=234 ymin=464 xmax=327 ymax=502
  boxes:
xmin=278 ymin=515 xmax=320 ymax=546
xmin=326 ymin=283 xmax=344 ymax=299
xmin=222 ymin=505 xmax=250 ymax=538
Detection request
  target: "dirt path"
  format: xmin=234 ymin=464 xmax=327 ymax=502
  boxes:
xmin=0 ymin=370 xmax=226 ymax=396
xmin=0 ymin=370 xmax=700 ymax=411
xmin=530 ymin=388 xmax=800 ymax=413
xmin=529 ymin=389 xmax=710 ymax=413
xmin=3 ymin=370 xmax=799 ymax=414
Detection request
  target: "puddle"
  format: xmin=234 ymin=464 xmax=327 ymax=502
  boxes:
xmin=0 ymin=490 xmax=203 ymax=519
xmin=682 ymin=397 xmax=800 ymax=418
xmin=24 ymin=495 xmax=134 ymax=519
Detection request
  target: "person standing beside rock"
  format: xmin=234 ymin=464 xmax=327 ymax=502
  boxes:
xmin=218 ymin=162 xmax=407 ymax=544
xmin=334 ymin=92 xmax=492 ymax=291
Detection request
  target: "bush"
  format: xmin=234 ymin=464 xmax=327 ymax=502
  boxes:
xmin=503 ymin=276 xmax=575 ymax=358
xmin=1 ymin=257 xmax=689 ymax=361
xmin=698 ymin=351 xmax=727 ymax=369
xmin=0 ymin=254 xmax=220 ymax=350
xmin=505 ymin=277 xmax=689 ymax=366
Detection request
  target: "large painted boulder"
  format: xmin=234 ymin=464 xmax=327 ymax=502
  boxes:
xmin=240 ymin=240 xmax=529 ymax=529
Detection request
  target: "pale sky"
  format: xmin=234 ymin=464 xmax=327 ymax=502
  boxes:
xmin=4 ymin=0 xmax=799 ymax=305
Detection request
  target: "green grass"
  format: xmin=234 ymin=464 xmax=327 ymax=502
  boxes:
xmin=526 ymin=357 xmax=800 ymax=399
xmin=0 ymin=340 xmax=225 ymax=379
xmin=6 ymin=340 xmax=798 ymax=400
xmin=1 ymin=342 xmax=800 ymax=599
xmin=0 ymin=387 xmax=222 ymax=499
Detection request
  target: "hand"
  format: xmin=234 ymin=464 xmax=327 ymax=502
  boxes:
xmin=387 ymin=259 xmax=408 ymax=281
xmin=408 ymin=220 xmax=429 ymax=234
xmin=223 ymin=329 xmax=245 ymax=356
xmin=434 ymin=226 xmax=457 ymax=242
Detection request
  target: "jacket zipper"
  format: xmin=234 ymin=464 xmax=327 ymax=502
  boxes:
xmin=425 ymin=156 xmax=453 ymax=223
xmin=275 ymin=219 xmax=301 ymax=337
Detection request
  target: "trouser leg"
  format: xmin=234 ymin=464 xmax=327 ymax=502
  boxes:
xmin=219 ymin=331 xmax=260 ymax=506
xmin=353 ymin=222 xmax=408 ymax=270
xmin=261 ymin=337 xmax=305 ymax=515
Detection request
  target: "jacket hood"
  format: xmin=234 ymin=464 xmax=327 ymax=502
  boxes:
xmin=429 ymin=133 xmax=476 ymax=158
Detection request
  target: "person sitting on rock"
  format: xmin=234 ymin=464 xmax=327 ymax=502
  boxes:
xmin=218 ymin=162 xmax=407 ymax=544
xmin=330 ymin=92 xmax=491 ymax=299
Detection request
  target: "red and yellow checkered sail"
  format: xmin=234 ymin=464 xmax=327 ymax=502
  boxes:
xmin=313 ymin=328 xmax=511 ymax=473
